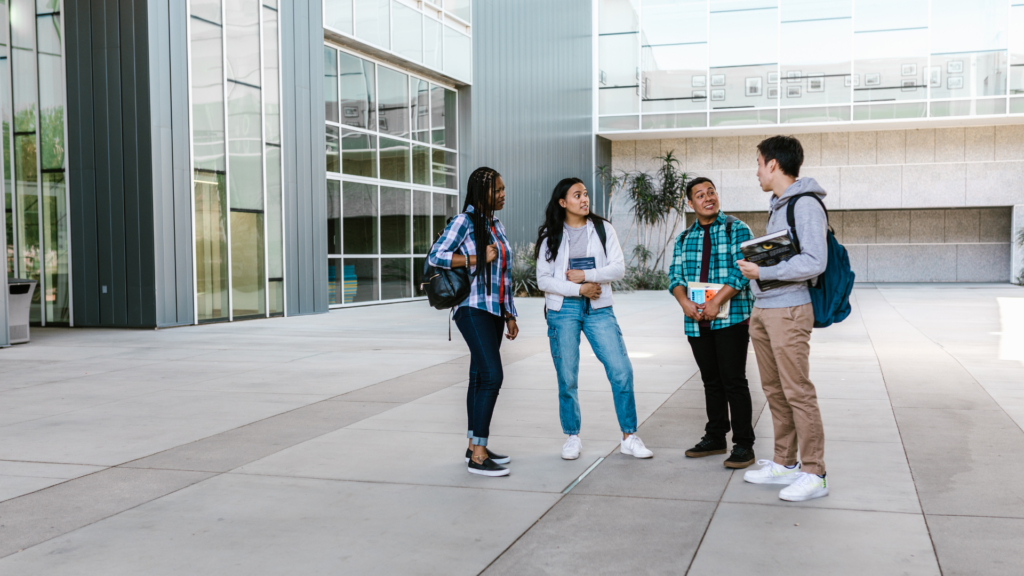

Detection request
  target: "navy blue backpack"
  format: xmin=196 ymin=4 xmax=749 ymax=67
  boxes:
xmin=785 ymin=193 xmax=855 ymax=328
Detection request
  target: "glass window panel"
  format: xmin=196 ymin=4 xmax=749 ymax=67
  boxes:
xmin=447 ymin=0 xmax=471 ymax=23
xmin=194 ymin=170 xmax=229 ymax=321
xmin=780 ymin=106 xmax=851 ymax=124
xmin=852 ymin=101 xmax=926 ymax=120
xmin=929 ymin=98 xmax=1006 ymax=117
xmin=599 ymin=0 xmax=639 ymax=35
xmin=190 ymin=15 xmax=226 ymax=173
xmin=343 ymin=181 xmax=377 ymax=254
xmin=598 ymin=115 xmax=639 ymax=131
xmin=266 ymin=145 xmax=283 ymax=279
xmin=853 ymin=0 xmax=927 ymax=31
xmin=227 ymin=82 xmax=263 ymax=210
xmin=641 ymin=0 xmax=705 ymax=45
xmin=380 ymin=137 xmax=409 ymax=182
xmin=341 ymin=128 xmax=377 ymax=177
xmin=1010 ymin=97 xmax=1024 ymax=113
xmin=780 ymin=18 xmax=851 ymax=107
xmin=354 ymin=0 xmax=390 ymax=49
xmin=430 ymin=85 xmax=456 ymax=148
xmin=443 ymin=25 xmax=471 ymax=82
xmin=12 ymin=0 xmax=38 ymax=320
xmin=344 ymin=258 xmax=379 ymax=303
xmin=706 ymin=64 xmax=777 ymax=110
xmin=327 ymin=179 xmax=342 ymax=254
xmin=642 ymin=112 xmax=706 ymax=129
xmin=431 ymin=148 xmax=457 ymax=189
xmin=263 ymin=6 xmax=281 ymax=144
xmin=191 ymin=0 xmax=223 ymax=24
xmin=325 ymin=0 xmax=353 ymax=34
xmin=393 ymin=1 xmax=423 ymax=63
xmin=413 ymin=190 xmax=431 ymax=253
xmin=380 ymin=186 xmax=410 ymax=254
xmin=642 ymin=44 xmax=708 ymax=113
xmin=42 ymin=172 xmax=67 ymax=323
xmin=413 ymin=256 xmax=426 ymax=297
xmin=412 ymin=78 xmax=430 ymax=142
xmin=432 ymin=192 xmax=458 ymax=239
xmin=600 ymin=34 xmax=639 ymax=90
xmin=781 ymin=0 xmax=850 ymax=21
xmin=710 ymin=5 xmax=778 ymax=69
xmin=339 ymin=51 xmax=375 ymax=130
xmin=1011 ymin=5 xmax=1024 ymax=95
xmin=231 ymin=210 xmax=265 ymax=317
xmin=600 ymin=86 xmax=639 ymax=115
xmin=412 ymin=144 xmax=430 ymax=185
xmin=931 ymin=0 xmax=1006 ymax=55
xmin=853 ymin=28 xmax=928 ymax=103
xmin=709 ymin=108 xmax=777 ymax=126
xmin=226 ymin=0 xmax=261 ymax=87
xmin=381 ymin=257 xmax=411 ymax=299
xmin=930 ymin=52 xmax=1007 ymax=99
xmin=1 ymin=4 xmax=11 ymax=278
xmin=424 ymin=17 xmax=443 ymax=70
xmin=326 ymin=125 xmax=340 ymax=173
xmin=378 ymin=66 xmax=409 ymax=137
xmin=324 ymin=47 xmax=338 ymax=123
xmin=328 ymin=257 xmax=344 ymax=305
xmin=269 ymin=279 xmax=283 ymax=315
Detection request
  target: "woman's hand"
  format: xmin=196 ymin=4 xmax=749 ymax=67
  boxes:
xmin=505 ymin=317 xmax=519 ymax=340
xmin=486 ymin=244 xmax=498 ymax=263
xmin=566 ymin=269 xmax=586 ymax=284
xmin=579 ymin=283 xmax=602 ymax=300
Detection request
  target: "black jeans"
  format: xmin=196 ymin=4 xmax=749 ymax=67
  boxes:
xmin=454 ymin=306 xmax=505 ymax=447
xmin=686 ymin=322 xmax=755 ymax=448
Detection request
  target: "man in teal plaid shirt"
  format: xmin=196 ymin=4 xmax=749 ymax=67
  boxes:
xmin=668 ymin=177 xmax=757 ymax=469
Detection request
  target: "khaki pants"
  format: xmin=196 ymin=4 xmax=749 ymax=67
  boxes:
xmin=749 ymin=304 xmax=825 ymax=475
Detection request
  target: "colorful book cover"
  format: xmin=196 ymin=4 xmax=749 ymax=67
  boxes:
xmin=740 ymin=230 xmax=798 ymax=291
xmin=687 ymin=282 xmax=730 ymax=319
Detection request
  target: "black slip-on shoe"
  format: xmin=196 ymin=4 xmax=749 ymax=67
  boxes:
xmin=685 ymin=436 xmax=728 ymax=458
xmin=468 ymin=458 xmax=510 ymax=477
xmin=724 ymin=446 xmax=756 ymax=469
xmin=465 ymin=448 xmax=510 ymax=465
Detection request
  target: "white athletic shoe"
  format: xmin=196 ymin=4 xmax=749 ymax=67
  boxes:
xmin=779 ymin=472 xmax=829 ymax=502
xmin=743 ymin=460 xmax=802 ymax=485
xmin=620 ymin=434 xmax=654 ymax=458
xmin=562 ymin=435 xmax=582 ymax=460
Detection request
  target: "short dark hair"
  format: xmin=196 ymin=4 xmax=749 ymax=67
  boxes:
xmin=685 ymin=177 xmax=716 ymax=201
xmin=757 ymin=136 xmax=804 ymax=178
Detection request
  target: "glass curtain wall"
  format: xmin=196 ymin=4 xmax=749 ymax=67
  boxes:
xmin=599 ymin=0 xmax=1021 ymax=132
xmin=189 ymin=0 xmax=284 ymax=322
xmin=2 ymin=0 xmax=69 ymax=325
xmin=325 ymin=44 xmax=458 ymax=307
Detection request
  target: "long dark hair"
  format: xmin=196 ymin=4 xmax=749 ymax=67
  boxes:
xmin=463 ymin=166 xmax=502 ymax=292
xmin=534 ymin=177 xmax=607 ymax=262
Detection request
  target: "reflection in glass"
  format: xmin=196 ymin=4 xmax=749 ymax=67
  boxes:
xmin=269 ymin=280 xmax=283 ymax=315
xmin=12 ymin=0 xmax=37 ymax=318
xmin=327 ymin=179 xmax=342 ymax=254
xmin=443 ymin=25 xmax=471 ymax=82
xmin=853 ymin=0 xmax=927 ymax=104
xmin=326 ymin=125 xmax=340 ymax=172
xmin=412 ymin=144 xmax=430 ymax=185
xmin=431 ymin=85 xmax=457 ymax=148
xmin=642 ymin=43 xmax=708 ymax=113
xmin=382 ymin=258 xmax=411 ymax=299
xmin=339 ymin=51 xmax=375 ymax=130
xmin=598 ymin=115 xmax=639 ymax=131
xmin=1011 ymin=5 xmax=1024 ymax=95
xmin=380 ymin=187 xmax=410 ymax=254
xmin=447 ymin=0 xmax=471 ymax=23
xmin=264 ymin=5 xmax=281 ymax=144
xmin=343 ymin=181 xmax=377 ymax=254
xmin=600 ymin=34 xmax=639 ymax=89
xmin=929 ymin=98 xmax=1006 ymax=117
xmin=195 ymin=171 xmax=229 ymax=321
xmin=709 ymin=109 xmax=776 ymax=126
xmin=42 ymin=172 xmax=67 ymax=323
xmin=354 ymin=0 xmax=390 ymax=49
xmin=266 ymin=145 xmax=284 ymax=315
xmin=432 ymin=192 xmax=458 ymax=239
xmin=413 ymin=190 xmax=431 ymax=253
xmin=642 ymin=113 xmax=706 ymax=129
xmin=393 ymin=1 xmax=423 ymax=63
xmin=324 ymin=47 xmax=338 ymax=123
xmin=852 ymin=101 xmax=926 ymax=120
xmin=1 ymin=2 xmax=11 ymax=278
xmin=325 ymin=0 xmax=353 ymax=34
xmin=226 ymin=0 xmax=261 ymax=87
xmin=231 ymin=210 xmax=265 ymax=317
xmin=412 ymin=78 xmax=430 ymax=142
xmin=413 ymin=257 xmax=427 ymax=297
xmin=227 ymin=82 xmax=263 ymax=210
xmin=780 ymin=4 xmax=851 ymax=108
xmin=341 ymin=128 xmax=377 ymax=177
xmin=432 ymin=148 xmax=457 ymax=189
xmin=380 ymin=137 xmax=409 ymax=182
xmin=600 ymin=87 xmax=639 ymax=115
xmin=780 ymin=106 xmax=851 ymax=124
xmin=929 ymin=52 xmax=1006 ymax=100
xmin=424 ymin=17 xmax=442 ymax=70
xmin=378 ymin=66 xmax=409 ymax=138
xmin=600 ymin=0 xmax=639 ymax=35
xmin=328 ymin=258 xmax=344 ymax=305
xmin=709 ymin=3 xmax=778 ymax=110
xmin=344 ymin=258 xmax=379 ymax=302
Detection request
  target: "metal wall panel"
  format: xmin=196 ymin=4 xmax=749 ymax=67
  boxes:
xmin=281 ymin=0 xmax=327 ymax=316
xmin=471 ymin=0 xmax=594 ymax=246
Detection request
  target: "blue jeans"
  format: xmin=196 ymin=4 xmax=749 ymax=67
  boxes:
xmin=546 ymin=298 xmax=637 ymax=435
xmin=454 ymin=306 xmax=505 ymax=447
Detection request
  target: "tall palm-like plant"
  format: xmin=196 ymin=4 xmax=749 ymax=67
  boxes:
xmin=622 ymin=150 xmax=688 ymax=269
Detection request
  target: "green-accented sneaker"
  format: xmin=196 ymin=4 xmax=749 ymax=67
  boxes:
xmin=779 ymin=472 xmax=829 ymax=501
xmin=743 ymin=459 xmax=801 ymax=485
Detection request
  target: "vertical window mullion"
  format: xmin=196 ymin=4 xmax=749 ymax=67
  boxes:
xmin=221 ymin=0 xmax=233 ymax=321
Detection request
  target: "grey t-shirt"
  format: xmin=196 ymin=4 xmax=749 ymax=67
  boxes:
xmin=564 ymin=223 xmax=589 ymax=260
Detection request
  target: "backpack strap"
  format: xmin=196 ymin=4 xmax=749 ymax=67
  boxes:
xmin=724 ymin=215 xmax=737 ymax=239
xmin=784 ymin=193 xmax=828 ymax=253
xmin=592 ymin=218 xmax=608 ymax=255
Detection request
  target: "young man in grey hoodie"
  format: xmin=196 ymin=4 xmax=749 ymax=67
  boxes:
xmin=736 ymin=135 xmax=829 ymax=502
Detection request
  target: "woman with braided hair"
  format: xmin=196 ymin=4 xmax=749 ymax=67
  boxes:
xmin=428 ymin=167 xmax=519 ymax=477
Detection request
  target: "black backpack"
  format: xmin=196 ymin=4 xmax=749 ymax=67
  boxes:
xmin=679 ymin=215 xmax=738 ymax=244
xmin=421 ymin=217 xmax=471 ymax=311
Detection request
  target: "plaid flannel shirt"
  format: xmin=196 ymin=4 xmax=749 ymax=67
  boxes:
xmin=427 ymin=206 xmax=517 ymax=318
xmin=668 ymin=211 xmax=753 ymax=337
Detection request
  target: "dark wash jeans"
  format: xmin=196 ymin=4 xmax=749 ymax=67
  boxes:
xmin=686 ymin=322 xmax=755 ymax=448
xmin=454 ymin=306 xmax=505 ymax=447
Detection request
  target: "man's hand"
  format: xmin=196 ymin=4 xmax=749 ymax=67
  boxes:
xmin=737 ymin=260 xmax=760 ymax=280
xmin=566 ymin=269 xmax=586 ymax=284
xmin=505 ymin=317 xmax=519 ymax=340
xmin=700 ymin=299 xmax=721 ymax=321
xmin=485 ymin=244 xmax=499 ymax=263
xmin=579 ymin=283 xmax=602 ymax=300
xmin=680 ymin=298 xmax=702 ymax=321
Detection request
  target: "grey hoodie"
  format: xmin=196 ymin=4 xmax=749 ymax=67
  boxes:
xmin=750 ymin=177 xmax=829 ymax=309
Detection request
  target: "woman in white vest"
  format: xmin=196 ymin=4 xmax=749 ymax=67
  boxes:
xmin=535 ymin=177 xmax=653 ymax=461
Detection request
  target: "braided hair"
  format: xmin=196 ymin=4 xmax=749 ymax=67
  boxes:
xmin=463 ymin=167 xmax=502 ymax=293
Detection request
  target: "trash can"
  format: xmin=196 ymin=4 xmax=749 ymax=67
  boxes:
xmin=8 ymin=278 xmax=37 ymax=344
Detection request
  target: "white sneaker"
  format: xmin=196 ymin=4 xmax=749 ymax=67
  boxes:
xmin=779 ymin=472 xmax=829 ymax=501
xmin=620 ymin=434 xmax=653 ymax=458
xmin=743 ymin=460 xmax=801 ymax=485
xmin=562 ymin=435 xmax=582 ymax=460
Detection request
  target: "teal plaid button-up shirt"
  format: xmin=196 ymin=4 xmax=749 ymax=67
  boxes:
xmin=668 ymin=211 xmax=754 ymax=337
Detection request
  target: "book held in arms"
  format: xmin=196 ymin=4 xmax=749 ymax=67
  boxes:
xmin=687 ymin=282 xmax=730 ymax=319
xmin=740 ymin=229 xmax=799 ymax=291
xmin=568 ymin=257 xmax=596 ymax=271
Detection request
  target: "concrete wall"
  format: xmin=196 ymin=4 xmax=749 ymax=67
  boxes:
xmin=612 ymin=126 xmax=1024 ymax=282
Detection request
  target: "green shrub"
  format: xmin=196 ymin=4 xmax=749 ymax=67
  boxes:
xmin=511 ymin=243 xmax=542 ymax=297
